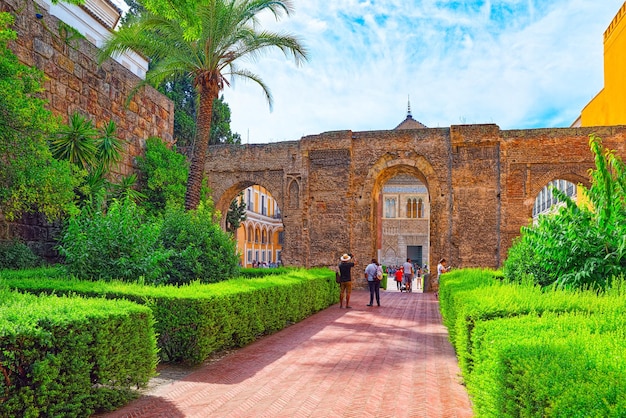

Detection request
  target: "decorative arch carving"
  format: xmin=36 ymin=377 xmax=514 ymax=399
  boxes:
xmin=287 ymin=177 xmax=301 ymax=209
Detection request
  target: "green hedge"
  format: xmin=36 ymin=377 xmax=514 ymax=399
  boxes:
xmin=1 ymin=267 xmax=338 ymax=364
xmin=439 ymin=269 xmax=626 ymax=417
xmin=438 ymin=269 xmax=625 ymax=376
xmin=0 ymin=289 xmax=157 ymax=417
xmin=469 ymin=312 xmax=626 ymax=417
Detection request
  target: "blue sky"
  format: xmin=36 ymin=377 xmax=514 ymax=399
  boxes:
xmin=220 ymin=0 xmax=625 ymax=143
xmin=182 ymin=1 xmax=626 ymax=143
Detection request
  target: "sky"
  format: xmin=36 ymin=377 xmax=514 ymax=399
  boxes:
xmin=215 ymin=0 xmax=625 ymax=144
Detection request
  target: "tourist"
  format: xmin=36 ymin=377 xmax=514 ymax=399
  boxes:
xmin=416 ymin=265 xmax=423 ymax=290
xmin=435 ymin=258 xmax=451 ymax=297
xmin=364 ymin=258 xmax=381 ymax=306
xmin=437 ymin=258 xmax=451 ymax=278
xmin=338 ymin=253 xmax=356 ymax=308
xmin=403 ymin=258 xmax=414 ymax=293
xmin=395 ymin=266 xmax=403 ymax=290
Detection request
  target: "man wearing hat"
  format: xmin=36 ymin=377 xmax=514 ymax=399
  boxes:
xmin=338 ymin=253 xmax=356 ymax=308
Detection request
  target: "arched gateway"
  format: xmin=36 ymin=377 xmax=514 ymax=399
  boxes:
xmin=206 ymin=124 xmax=626 ymax=269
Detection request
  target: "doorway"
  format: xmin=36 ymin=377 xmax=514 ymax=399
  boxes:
xmin=407 ymin=245 xmax=423 ymax=268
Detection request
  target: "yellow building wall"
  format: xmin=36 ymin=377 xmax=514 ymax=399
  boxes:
xmin=581 ymin=2 xmax=626 ymax=126
xmin=234 ymin=185 xmax=283 ymax=267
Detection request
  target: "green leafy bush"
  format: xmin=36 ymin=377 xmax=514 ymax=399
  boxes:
xmin=57 ymin=198 xmax=169 ymax=282
xmin=135 ymin=136 xmax=188 ymax=214
xmin=58 ymin=198 xmax=238 ymax=285
xmin=0 ymin=13 xmax=78 ymax=221
xmin=159 ymin=202 xmax=239 ymax=285
xmin=0 ymin=240 xmax=43 ymax=269
xmin=504 ymin=134 xmax=626 ymax=290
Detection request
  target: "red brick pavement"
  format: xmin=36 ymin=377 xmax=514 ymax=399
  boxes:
xmin=98 ymin=290 xmax=473 ymax=418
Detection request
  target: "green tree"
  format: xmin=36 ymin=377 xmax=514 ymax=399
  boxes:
xmin=0 ymin=13 xmax=78 ymax=221
xmin=504 ymin=134 xmax=626 ymax=290
xmin=211 ymin=95 xmax=241 ymax=145
xmin=135 ymin=136 xmax=189 ymax=214
xmin=99 ymin=0 xmax=307 ymax=210
xmin=225 ymin=192 xmax=246 ymax=233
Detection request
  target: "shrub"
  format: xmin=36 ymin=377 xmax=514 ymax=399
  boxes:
xmin=0 ymin=240 xmax=43 ymax=269
xmin=135 ymin=136 xmax=188 ymax=215
xmin=504 ymin=134 xmax=626 ymax=290
xmin=159 ymin=202 xmax=239 ymax=285
xmin=468 ymin=312 xmax=626 ymax=417
xmin=57 ymin=198 xmax=169 ymax=282
xmin=0 ymin=289 xmax=157 ymax=417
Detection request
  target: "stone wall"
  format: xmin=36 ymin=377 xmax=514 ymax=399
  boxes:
xmin=205 ymin=124 xmax=626 ymax=271
xmin=1 ymin=0 xmax=174 ymax=175
xmin=0 ymin=0 xmax=174 ymax=259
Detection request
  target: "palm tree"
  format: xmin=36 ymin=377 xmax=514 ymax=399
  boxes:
xmin=98 ymin=0 xmax=307 ymax=209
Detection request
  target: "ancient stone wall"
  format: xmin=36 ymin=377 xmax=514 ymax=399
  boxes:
xmin=205 ymin=124 xmax=626 ymax=271
xmin=1 ymin=0 xmax=174 ymax=175
xmin=0 ymin=0 xmax=174 ymax=259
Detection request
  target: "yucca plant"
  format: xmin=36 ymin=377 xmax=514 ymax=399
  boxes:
xmin=97 ymin=120 xmax=124 ymax=171
xmin=49 ymin=112 xmax=99 ymax=169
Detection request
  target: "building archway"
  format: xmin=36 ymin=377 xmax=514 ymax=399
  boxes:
xmin=226 ymin=184 xmax=284 ymax=268
xmin=361 ymin=153 xmax=445 ymax=272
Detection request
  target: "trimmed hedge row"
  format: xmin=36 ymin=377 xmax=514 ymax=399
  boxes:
xmin=439 ymin=269 xmax=626 ymax=417
xmin=469 ymin=312 xmax=626 ymax=417
xmin=0 ymin=289 xmax=157 ymax=417
xmin=1 ymin=267 xmax=338 ymax=364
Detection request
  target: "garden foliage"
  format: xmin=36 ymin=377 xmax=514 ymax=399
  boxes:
xmin=135 ymin=136 xmax=188 ymax=214
xmin=1 ymin=267 xmax=337 ymax=364
xmin=0 ymin=13 xmax=77 ymax=221
xmin=0 ymin=240 xmax=43 ymax=269
xmin=57 ymin=198 xmax=239 ymax=284
xmin=0 ymin=289 xmax=157 ymax=417
xmin=439 ymin=269 xmax=626 ymax=417
xmin=504 ymin=134 xmax=626 ymax=289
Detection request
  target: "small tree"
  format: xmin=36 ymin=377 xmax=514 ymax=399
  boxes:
xmin=504 ymin=134 xmax=626 ymax=290
xmin=226 ymin=192 xmax=247 ymax=234
xmin=135 ymin=137 xmax=189 ymax=215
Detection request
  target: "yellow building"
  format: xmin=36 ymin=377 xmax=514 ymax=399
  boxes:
xmin=235 ymin=185 xmax=283 ymax=267
xmin=577 ymin=2 xmax=626 ymax=126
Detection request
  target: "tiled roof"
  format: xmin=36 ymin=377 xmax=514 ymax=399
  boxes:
xmin=394 ymin=114 xmax=427 ymax=130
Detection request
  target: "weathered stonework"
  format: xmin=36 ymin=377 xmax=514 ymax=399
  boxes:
xmin=1 ymin=0 xmax=174 ymax=176
xmin=206 ymin=124 xmax=626 ymax=271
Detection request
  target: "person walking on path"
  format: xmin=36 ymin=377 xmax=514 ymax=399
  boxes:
xmin=338 ymin=253 xmax=356 ymax=308
xmin=403 ymin=258 xmax=414 ymax=293
xmin=395 ymin=266 xmax=404 ymax=290
xmin=365 ymin=258 xmax=381 ymax=306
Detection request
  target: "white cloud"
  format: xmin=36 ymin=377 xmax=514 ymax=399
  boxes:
xmin=223 ymin=0 xmax=624 ymax=143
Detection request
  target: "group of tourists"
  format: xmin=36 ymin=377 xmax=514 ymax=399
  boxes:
xmin=336 ymin=253 xmax=451 ymax=308
xmin=387 ymin=259 xmax=426 ymax=292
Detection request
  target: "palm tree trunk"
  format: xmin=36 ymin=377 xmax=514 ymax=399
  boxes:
xmin=185 ymin=83 xmax=219 ymax=210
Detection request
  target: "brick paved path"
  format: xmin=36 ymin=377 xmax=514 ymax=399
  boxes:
xmin=100 ymin=290 xmax=473 ymax=418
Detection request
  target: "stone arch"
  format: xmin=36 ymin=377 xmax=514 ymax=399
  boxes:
xmin=528 ymin=169 xmax=590 ymax=218
xmin=213 ymin=178 xmax=284 ymax=231
xmin=360 ymin=153 xmax=444 ymax=261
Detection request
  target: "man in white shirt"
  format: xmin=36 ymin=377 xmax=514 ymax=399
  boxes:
xmin=402 ymin=258 xmax=414 ymax=292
